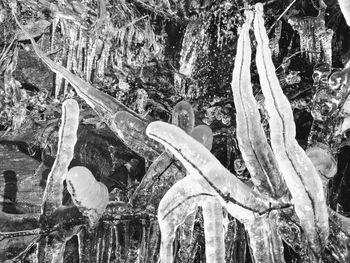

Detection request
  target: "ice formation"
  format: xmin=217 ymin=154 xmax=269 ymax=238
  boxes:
xmin=339 ymin=0 xmax=350 ymax=27
xmin=172 ymin=101 xmax=195 ymax=134
xmin=288 ymin=9 xmax=333 ymax=65
xmin=41 ymin=99 xmax=79 ymax=217
xmin=305 ymin=144 xmax=337 ymax=180
xmin=146 ymin=121 xmax=288 ymax=262
xmin=66 ymin=166 xmax=109 ymax=228
xmin=114 ymin=111 xmax=164 ymax=161
xmin=312 ymin=62 xmax=331 ymax=88
xmin=254 ymin=3 xmax=328 ymax=255
xmin=147 ymin=4 xmax=330 ymax=262
xmin=130 ymin=102 xmax=212 ymax=213
xmin=190 ymin=124 xmax=213 ymax=150
xmin=13 ymin=13 xmax=162 ymax=163
xmin=231 ymin=9 xmax=286 ymax=198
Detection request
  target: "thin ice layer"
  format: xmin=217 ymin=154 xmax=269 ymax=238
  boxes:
xmin=231 ymin=10 xmax=286 ymax=198
xmin=172 ymin=101 xmax=195 ymax=134
xmin=254 ymin=3 xmax=328 ymax=255
xmin=41 ymin=99 xmax=79 ymax=216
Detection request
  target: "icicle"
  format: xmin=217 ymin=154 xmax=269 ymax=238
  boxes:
xmin=41 ymin=99 xmax=79 ymax=216
xmin=202 ymin=198 xmax=225 ymax=263
xmin=66 ymin=166 xmax=109 ymax=228
xmin=77 ymin=27 xmax=86 ymax=74
xmin=85 ymin=38 xmax=96 ymax=82
xmin=288 ymin=10 xmax=333 ymax=65
xmin=54 ymin=53 xmax=64 ymax=98
xmin=77 ymin=230 xmax=84 ymax=263
xmin=176 ymin=211 xmax=196 ymax=261
xmin=113 ymin=225 xmax=122 ymax=261
xmin=64 ymin=25 xmax=79 ymax=95
xmin=269 ymin=20 xmax=282 ymax=59
xmin=172 ymin=101 xmax=195 ymax=134
xmin=175 ymin=20 xmax=206 ymax=98
xmin=135 ymin=89 xmax=148 ymax=115
xmin=106 ymin=225 xmax=114 ymax=263
xmin=96 ymin=39 xmax=112 ymax=78
xmin=246 ymin=213 xmax=285 ymax=263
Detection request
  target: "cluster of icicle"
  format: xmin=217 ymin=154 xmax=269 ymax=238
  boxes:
xmin=146 ymin=4 xmax=335 ymax=263
xmin=288 ymin=8 xmax=333 ymax=66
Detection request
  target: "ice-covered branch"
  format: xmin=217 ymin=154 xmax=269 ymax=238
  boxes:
xmin=254 ymin=3 xmax=329 ymax=256
xmin=231 ymin=9 xmax=287 ymax=198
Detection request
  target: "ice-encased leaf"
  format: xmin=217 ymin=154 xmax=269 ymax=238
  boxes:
xmin=254 ymin=3 xmax=328 ymax=255
xmin=66 ymin=166 xmax=109 ymax=227
xmin=172 ymin=101 xmax=195 ymax=134
xmin=114 ymin=111 xmax=164 ymax=161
